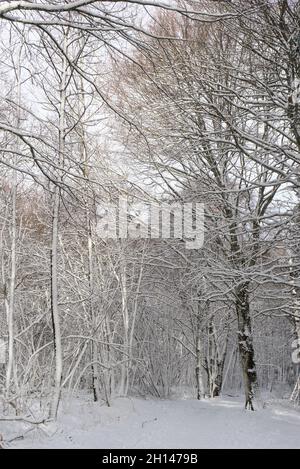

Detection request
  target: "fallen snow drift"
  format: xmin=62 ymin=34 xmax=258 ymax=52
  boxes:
xmin=2 ymin=396 xmax=300 ymax=449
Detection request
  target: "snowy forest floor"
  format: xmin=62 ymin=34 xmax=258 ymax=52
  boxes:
xmin=1 ymin=395 xmax=300 ymax=449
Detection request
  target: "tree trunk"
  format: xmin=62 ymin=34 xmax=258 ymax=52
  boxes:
xmin=49 ymin=186 xmax=63 ymax=420
xmin=236 ymin=282 xmax=257 ymax=411
xmin=5 ymin=41 xmax=22 ymax=405
xmin=87 ymin=230 xmax=101 ymax=402
xmin=49 ymin=31 xmax=68 ymax=420
xmin=87 ymin=226 xmax=99 ymax=401
xmin=290 ymin=256 xmax=300 ymax=403
xmin=195 ymin=295 xmax=205 ymax=400
xmin=207 ymin=319 xmax=227 ymax=398
xmin=5 ymin=176 xmax=16 ymax=401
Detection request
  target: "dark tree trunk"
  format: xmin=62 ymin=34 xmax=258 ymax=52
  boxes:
xmin=236 ymin=282 xmax=257 ymax=411
xmin=195 ymin=292 xmax=205 ymax=400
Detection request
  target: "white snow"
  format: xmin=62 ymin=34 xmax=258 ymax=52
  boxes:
xmin=2 ymin=396 xmax=300 ymax=449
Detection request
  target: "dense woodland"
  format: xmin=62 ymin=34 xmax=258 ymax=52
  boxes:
xmin=0 ymin=0 xmax=300 ymax=423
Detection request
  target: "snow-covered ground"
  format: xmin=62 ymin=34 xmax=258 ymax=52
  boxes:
xmin=2 ymin=396 xmax=300 ymax=449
